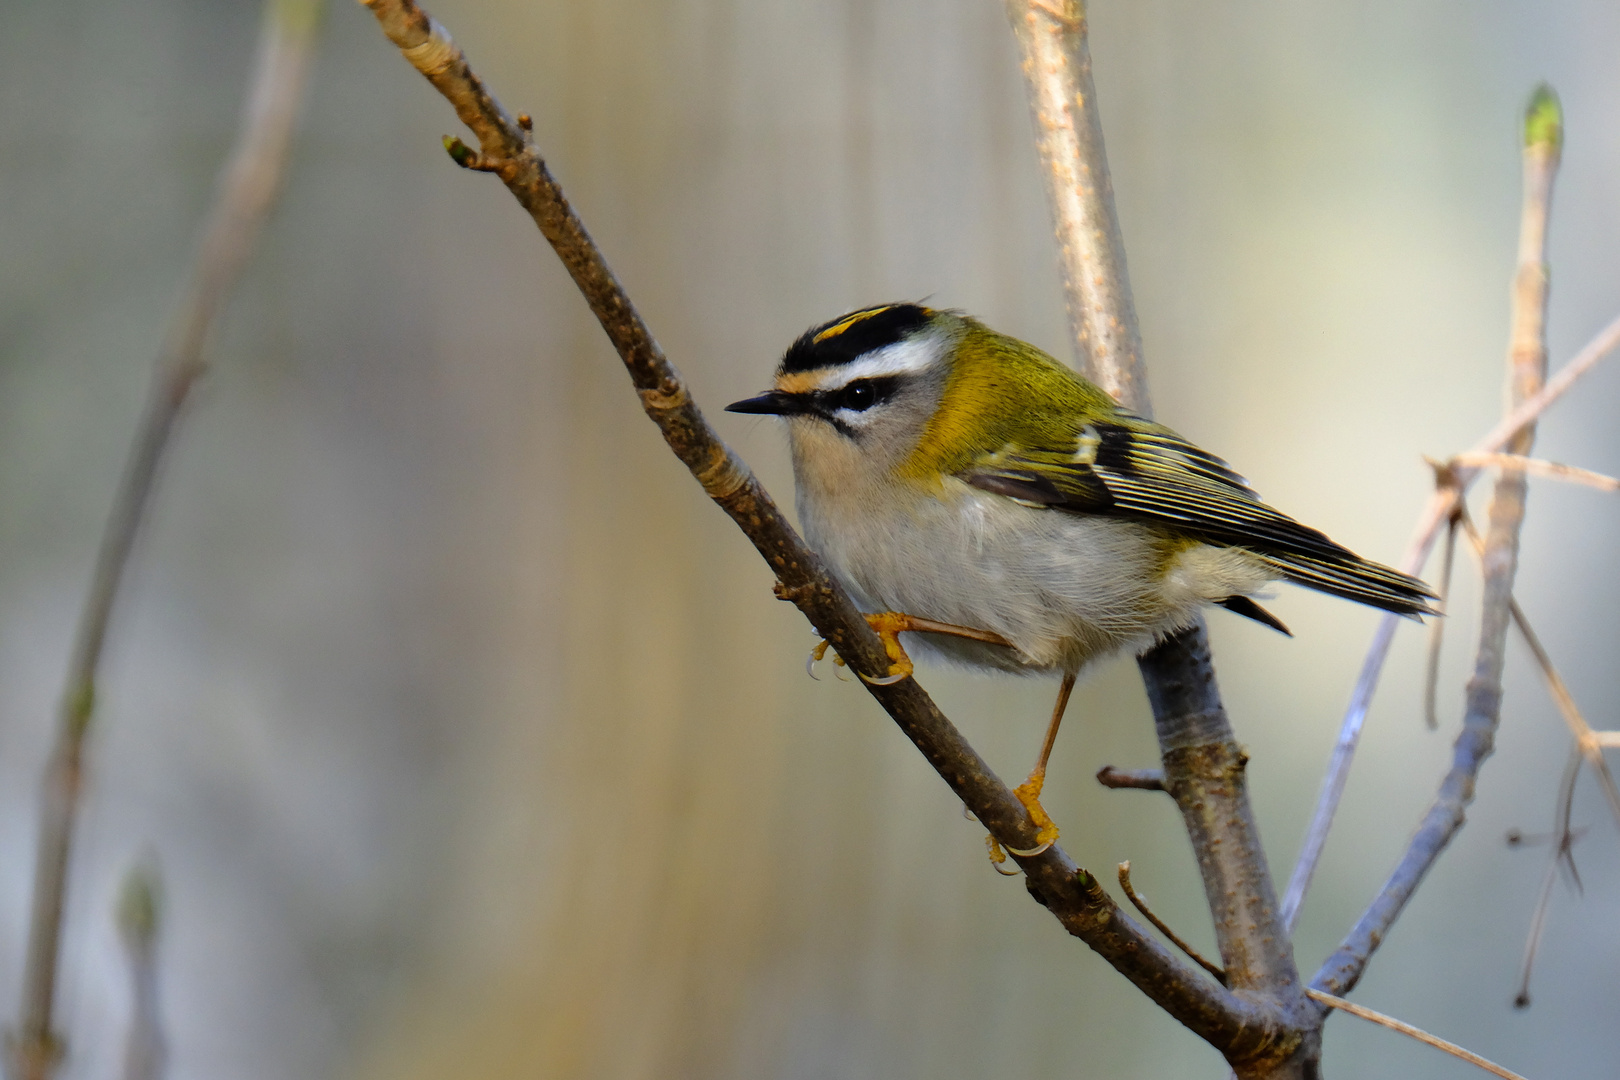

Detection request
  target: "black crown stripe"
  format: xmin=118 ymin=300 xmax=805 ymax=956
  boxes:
xmin=779 ymin=303 xmax=934 ymax=374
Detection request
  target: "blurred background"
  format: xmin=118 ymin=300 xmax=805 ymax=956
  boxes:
xmin=0 ymin=0 xmax=1617 ymax=1077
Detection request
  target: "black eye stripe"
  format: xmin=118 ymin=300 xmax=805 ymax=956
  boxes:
xmin=814 ymin=377 xmax=897 ymax=413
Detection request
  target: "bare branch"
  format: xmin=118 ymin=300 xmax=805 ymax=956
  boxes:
xmin=1001 ymin=0 xmax=1148 ymax=410
xmin=1313 ymin=85 xmax=1562 ymax=997
xmin=1139 ymin=628 xmax=1306 ymax=1008
xmin=361 ymin=0 xmax=1290 ymax=1058
xmin=1513 ymin=747 xmax=1581 ymax=1009
xmin=1118 ymin=862 xmax=1227 ymax=985
xmin=1454 ymin=510 xmax=1620 ymax=831
xmin=1449 ymin=452 xmax=1619 ymax=492
xmin=1096 ymin=766 xmax=1166 ymax=791
xmin=1306 ymin=989 xmax=1531 ymax=1080
xmin=1423 ymin=505 xmax=1461 ymax=730
xmin=10 ymin=3 xmax=321 ymax=1076
xmin=1284 ymin=304 xmax=1620 ymax=925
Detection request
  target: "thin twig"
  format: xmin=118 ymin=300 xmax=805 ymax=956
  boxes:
xmin=361 ymin=0 xmax=1288 ymax=1059
xmin=1449 ymin=452 xmax=1620 ymax=492
xmin=1513 ymin=747 xmax=1581 ymax=1009
xmin=1283 ymin=305 xmax=1620 ymax=927
xmin=1096 ymin=766 xmax=1166 ymax=791
xmin=1313 ymin=85 xmax=1562 ymax=997
xmin=1454 ymin=509 xmax=1620 ymax=830
xmin=9 ymin=4 xmax=320 ymax=1077
xmin=1117 ymin=862 xmax=1227 ymax=985
xmin=1423 ymin=503 xmax=1461 ymax=730
xmin=1305 ymin=989 xmax=1531 ymax=1080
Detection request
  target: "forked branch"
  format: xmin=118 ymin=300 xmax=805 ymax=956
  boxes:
xmin=1312 ymin=86 xmax=1562 ymax=997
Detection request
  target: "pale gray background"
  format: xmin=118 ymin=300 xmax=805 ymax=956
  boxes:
xmin=0 ymin=0 xmax=1616 ymax=1077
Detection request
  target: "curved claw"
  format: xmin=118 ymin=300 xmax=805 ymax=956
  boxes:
xmin=986 ymin=835 xmax=1023 ymax=875
xmin=833 ymin=655 xmax=853 ymax=682
xmin=1006 ymin=839 xmax=1054 ymax=857
xmin=805 ymin=639 xmax=834 ymax=680
xmin=860 ymin=668 xmax=910 ymax=686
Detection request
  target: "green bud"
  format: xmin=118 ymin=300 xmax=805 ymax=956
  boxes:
xmin=1523 ymin=84 xmax=1562 ymax=153
xmin=442 ymin=135 xmax=476 ymax=168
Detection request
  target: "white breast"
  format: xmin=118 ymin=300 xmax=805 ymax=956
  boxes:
xmin=798 ymin=477 xmax=1210 ymax=675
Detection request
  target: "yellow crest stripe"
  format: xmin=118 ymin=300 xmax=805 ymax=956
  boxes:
xmin=812 ymin=305 xmax=895 ymax=344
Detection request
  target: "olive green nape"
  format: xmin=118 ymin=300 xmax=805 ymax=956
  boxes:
xmin=1524 ymin=83 xmax=1562 ymax=152
xmin=903 ymin=319 xmax=1119 ymax=478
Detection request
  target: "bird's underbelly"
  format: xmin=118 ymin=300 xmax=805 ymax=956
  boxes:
xmin=802 ymin=485 xmax=1227 ymax=675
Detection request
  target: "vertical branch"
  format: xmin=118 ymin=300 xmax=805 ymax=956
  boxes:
xmin=1314 ymin=86 xmax=1562 ymax=997
xmin=1139 ymin=630 xmax=1305 ymax=1000
xmin=1004 ymin=4 xmax=1315 ymax=1071
xmin=8 ymin=3 xmax=321 ymax=1076
xmin=1002 ymin=0 xmax=1149 ymax=411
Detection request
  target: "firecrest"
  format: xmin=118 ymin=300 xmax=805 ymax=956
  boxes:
xmin=727 ymin=303 xmax=1432 ymax=857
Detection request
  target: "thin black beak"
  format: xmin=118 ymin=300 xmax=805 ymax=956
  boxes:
xmin=725 ymin=390 xmax=809 ymax=416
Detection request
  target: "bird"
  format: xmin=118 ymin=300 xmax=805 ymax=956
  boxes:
xmin=727 ymin=303 xmax=1433 ymax=856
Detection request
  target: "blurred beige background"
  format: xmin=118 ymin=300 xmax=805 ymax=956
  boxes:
xmin=0 ymin=0 xmax=1617 ymax=1077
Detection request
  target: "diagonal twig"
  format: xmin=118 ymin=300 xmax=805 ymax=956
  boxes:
xmin=360 ymin=0 xmax=1293 ymax=1060
xmin=1306 ymin=989 xmax=1531 ymax=1080
xmin=1512 ymin=746 xmax=1582 ymax=1009
xmin=1449 ymin=452 xmax=1619 ymax=492
xmin=9 ymin=3 xmax=321 ymax=1077
xmin=1312 ymin=85 xmax=1562 ymax=996
xmin=1117 ymin=862 xmax=1227 ymax=985
xmin=1453 ymin=509 xmax=1620 ymax=831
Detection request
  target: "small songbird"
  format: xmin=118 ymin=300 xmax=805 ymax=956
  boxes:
xmin=727 ymin=303 xmax=1433 ymax=852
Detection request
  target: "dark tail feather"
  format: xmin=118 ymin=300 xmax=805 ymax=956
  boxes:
xmin=1263 ymin=553 xmax=1436 ymax=618
xmin=1218 ymin=595 xmax=1293 ymax=636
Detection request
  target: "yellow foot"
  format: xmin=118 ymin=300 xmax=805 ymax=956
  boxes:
xmin=860 ymin=611 xmax=918 ymax=685
xmin=1008 ymin=774 xmax=1060 ymax=856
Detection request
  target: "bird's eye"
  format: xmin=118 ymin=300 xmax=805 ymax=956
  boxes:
xmin=839 ymin=381 xmax=878 ymax=411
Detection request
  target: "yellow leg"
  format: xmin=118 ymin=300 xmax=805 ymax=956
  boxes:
xmin=854 ymin=612 xmax=1015 ymax=686
xmin=1007 ymin=671 xmax=1076 ymax=855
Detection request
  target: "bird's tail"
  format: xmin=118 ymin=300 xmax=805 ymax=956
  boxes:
xmin=1261 ymin=552 xmax=1436 ymax=618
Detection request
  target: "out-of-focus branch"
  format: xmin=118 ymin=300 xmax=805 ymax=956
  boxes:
xmin=116 ymin=860 xmax=166 ymax=1080
xmin=1448 ymin=452 xmax=1618 ymax=492
xmin=1005 ymin=4 xmax=1314 ymax=1071
xmin=1001 ymin=0 xmax=1148 ymax=411
xmin=1452 ymin=509 xmax=1620 ymax=829
xmin=360 ymin=0 xmax=1295 ymax=1058
xmin=8 ymin=3 xmax=321 ymax=1077
xmin=1313 ymin=85 xmax=1562 ymax=998
xmin=1283 ymin=302 xmax=1620 ymax=928
xmin=1512 ymin=746 xmax=1581 ymax=1009
xmin=1306 ymin=990 xmax=1531 ymax=1080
